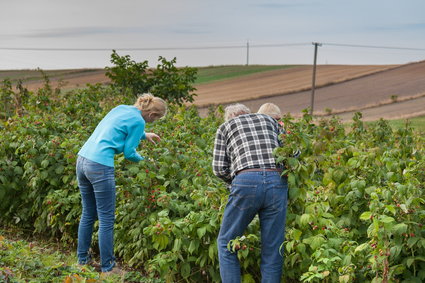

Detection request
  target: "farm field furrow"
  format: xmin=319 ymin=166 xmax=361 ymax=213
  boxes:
xmin=193 ymin=64 xmax=399 ymax=106
xmin=334 ymin=95 xmax=425 ymax=121
xmin=197 ymin=61 xmax=425 ymax=121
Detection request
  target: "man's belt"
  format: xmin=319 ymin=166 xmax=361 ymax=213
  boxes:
xmin=237 ymin=168 xmax=283 ymax=175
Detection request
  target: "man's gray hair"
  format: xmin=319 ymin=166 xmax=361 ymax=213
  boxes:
xmin=224 ymin=104 xmax=251 ymax=121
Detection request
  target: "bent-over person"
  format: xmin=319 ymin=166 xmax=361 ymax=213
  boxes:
xmin=212 ymin=103 xmax=288 ymax=283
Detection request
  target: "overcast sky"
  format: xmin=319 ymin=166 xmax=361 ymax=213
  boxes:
xmin=1 ymin=0 xmax=425 ymax=69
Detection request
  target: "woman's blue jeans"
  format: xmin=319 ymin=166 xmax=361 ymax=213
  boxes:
xmin=76 ymin=156 xmax=116 ymax=272
xmin=217 ymin=170 xmax=288 ymax=283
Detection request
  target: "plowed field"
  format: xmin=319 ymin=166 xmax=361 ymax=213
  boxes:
xmin=196 ymin=61 xmax=425 ymax=121
xmin=15 ymin=61 xmax=425 ymax=121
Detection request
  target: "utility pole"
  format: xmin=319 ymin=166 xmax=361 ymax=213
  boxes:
xmin=246 ymin=41 xmax=249 ymax=66
xmin=310 ymin=42 xmax=322 ymax=115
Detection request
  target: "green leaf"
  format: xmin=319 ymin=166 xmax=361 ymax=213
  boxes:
xmin=188 ymin=240 xmax=199 ymax=254
xmin=406 ymin=257 xmax=415 ymax=268
xmin=390 ymin=246 xmax=402 ymax=258
xmin=391 ymin=223 xmax=408 ymax=235
xmin=0 ymin=188 xmax=5 ymax=200
xmin=354 ymin=243 xmax=369 ymax=253
xmin=180 ymin=262 xmax=191 ymax=278
xmin=286 ymin=241 xmax=295 ymax=253
xmin=173 ymin=238 xmax=182 ymax=252
xmin=40 ymin=171 xmax=48 ymax=180
xmin=385 ymin=205 xmax=396 ymax=215
xmin=359 ymin=211 xmax=372 ymax=221
xmin=14 ymin=166 xmax=23 ymax=175
xmin=303 ymin=235 xmax=324 ymax=250
xmin=407 ymin=237 xmax=419 ymax=248
xmin=296 ymin=243 xmax=306 ymax=254
xmin=288 ymin=186 xmax=300 ymax=200
xmin=299 ymin=214 xmax=313 ymax=227
xmin=197 ymin=226 xmax=206 ymax=239
xmin=208 ymin=243 xmax=216 ymax=261
xmin=54 ymin=165 xmax=64 ymax=174
xmin=342 ymin=255 xmax=352 ymax=266
xmin=242 ymin=273 xmax=256 ymax=283
xmin=293 ymin=229 xmax=302 ymax=241
xmin=288 ymin=173 xmax=296 ymax=187
xmin=41 ymin=160 xmax=49 ymax=168
xmin=157 ymin=210 xmax=169 ymax=217
xmin=129 ymin=167 xmax=139 ymax=174
xmin=380 ymin=216 xmax=394 ymax=223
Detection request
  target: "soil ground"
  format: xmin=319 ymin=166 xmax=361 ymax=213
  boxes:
xmin=196 ymin=61 xmax=425 ymax=121
xmin=17 ymin=61 xmax=425 ymax=122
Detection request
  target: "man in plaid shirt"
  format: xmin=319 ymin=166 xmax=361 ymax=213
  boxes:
xmin=213 ymin=103 xmax=288 ymax=283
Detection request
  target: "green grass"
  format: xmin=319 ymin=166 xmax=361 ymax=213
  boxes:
xmin=194 ymin=64 xmax=298 ymax=84
xmin=0 ymin=228 xmax=155 ymax=283
xmin=366 ymin=116 xmax=425 ymax=133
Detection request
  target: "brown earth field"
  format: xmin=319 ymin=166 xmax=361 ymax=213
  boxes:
xmin=195 ymin=61 xmax=425 ymax=121
xmin=18 ymin=61 xmax=425 ymax=121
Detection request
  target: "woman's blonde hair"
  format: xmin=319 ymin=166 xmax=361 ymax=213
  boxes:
xmin=134 ymin=93 xmax=167 ymax=118
xmin=257 ymin=103 xmax=281 ymax=120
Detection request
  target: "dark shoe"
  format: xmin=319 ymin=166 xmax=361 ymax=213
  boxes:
xmin=89 ymin=261 xmax=101 ymax=272
xmin=78 ymin=258 xmax=101 ymax=272
xmin=100 ymin=266 xmax=126 ymax=279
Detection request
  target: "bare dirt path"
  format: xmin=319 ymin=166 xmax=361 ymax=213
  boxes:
xmin=197 ymin=61 xmax=425 ymax=121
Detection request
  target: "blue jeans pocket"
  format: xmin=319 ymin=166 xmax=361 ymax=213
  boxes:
xmin=270 ymin=184 xmax=288 ymax=212
xmin=229 ymin=183 xmax=257 ymax=210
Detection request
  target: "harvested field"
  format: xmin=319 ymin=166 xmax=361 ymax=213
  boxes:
xmin=197 ymin=61 xmax=425 ymax=121
xmin=193 ymin=64 xmax=399 ymax=106
xmin=17 ymin=69 xmax=109 ymax=91
xmin=6 ymin=61 xmax=425 ymax=122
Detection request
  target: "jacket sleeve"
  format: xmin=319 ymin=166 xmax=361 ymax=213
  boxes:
xmin=123 ymin=122 xmax=145 ymax=162
xmin=212 ymin=127 xmax=232 ymax=184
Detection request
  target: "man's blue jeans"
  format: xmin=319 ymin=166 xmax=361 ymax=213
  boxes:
xmin=217 ymin=170 xmax=288 ymax=283
xmin=76 ymin=156 xmax=116 ymax=272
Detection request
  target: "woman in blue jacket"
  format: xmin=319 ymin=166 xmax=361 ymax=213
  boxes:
xmin=76 ymin=93 xmax=167 ymax=273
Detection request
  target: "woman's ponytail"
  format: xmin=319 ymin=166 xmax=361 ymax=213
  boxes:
xmin=134 ymin=93 xmax=167 ymax=119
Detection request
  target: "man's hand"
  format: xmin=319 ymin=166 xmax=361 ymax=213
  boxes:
xmin=145 ymin=132 xmax=161 ymax=144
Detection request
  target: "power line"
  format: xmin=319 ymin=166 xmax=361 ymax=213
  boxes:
xmin=0 ymin=43 xmax=310 ymax=52
xmin=322 ymin=42 xmax=425 ymax=51
xmin=0 ymin=42 xmax=423 ymax=52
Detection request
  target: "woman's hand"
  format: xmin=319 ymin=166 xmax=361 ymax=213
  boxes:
xmin=145 ymin=132 xmax=161 ymax=144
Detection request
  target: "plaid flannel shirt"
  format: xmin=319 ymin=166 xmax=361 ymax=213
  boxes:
xmin=212 ymin=113 xmax=283 ymax=184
